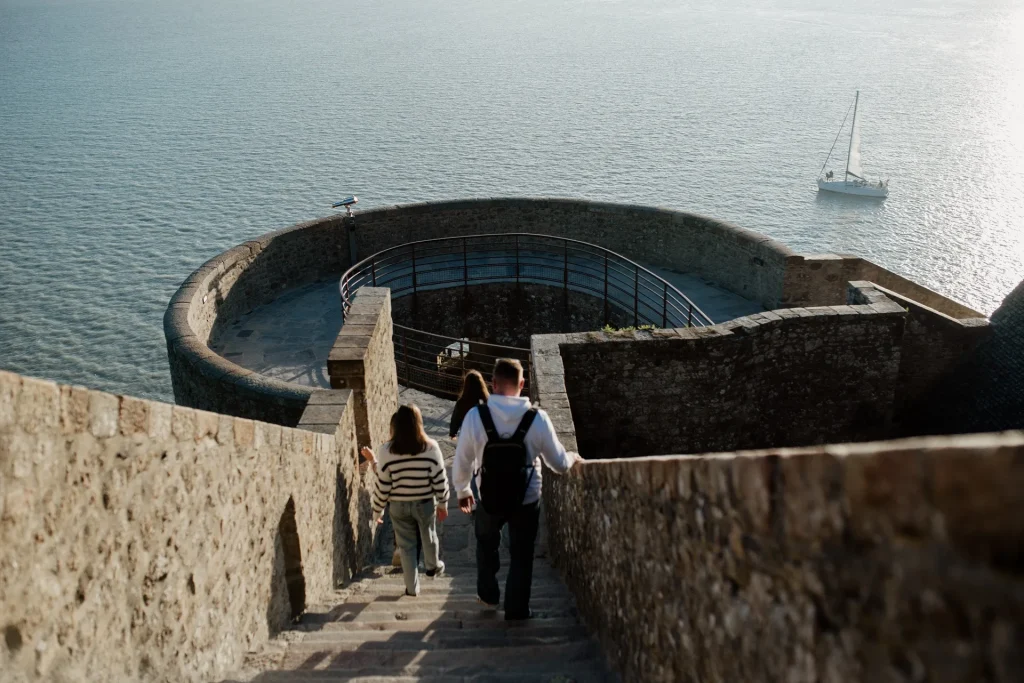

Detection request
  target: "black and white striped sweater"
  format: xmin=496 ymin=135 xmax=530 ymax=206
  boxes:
xmin=372 ymin=439 xmax=450 ymax=519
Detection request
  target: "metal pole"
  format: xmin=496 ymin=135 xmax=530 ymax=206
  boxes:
xmin=603 ymin=253 xmax=609 ymax=326
xmin=563 ymin=240 xmax=569 ymax=290
xmin=633 ymin=266 xmax=639 ymax=327
xmin=371 ymin=257 xmax=377 ymax=287
xmin=687 ymin=305 xmax=694 ymax=328
xmin=402 ymin=329 xmax=410 ymax=384
xmin=411 ymin=243 xmax=417 ymax=294
xmin=515 ymin=235 xmax=520 ymax=284
xmin=663 ymin=282 xmax=668 ymax=328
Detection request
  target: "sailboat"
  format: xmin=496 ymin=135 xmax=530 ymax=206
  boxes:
xmin=817 ymin=91 xmax=889 ymax=198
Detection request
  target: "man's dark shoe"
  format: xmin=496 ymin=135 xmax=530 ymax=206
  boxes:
xmin=504 ymin=609 xmax=534 ymax=621
xmin=476 ymin=595 xmax=499 ymax=609
xmin=425 ymin=560 xmax=445 ymax=578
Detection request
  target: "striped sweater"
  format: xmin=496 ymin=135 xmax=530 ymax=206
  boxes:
xmin=372 ymin=439 xmax=450 ymax=519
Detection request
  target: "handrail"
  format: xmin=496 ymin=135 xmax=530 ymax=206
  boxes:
xmin=340 ymin=233 xmax=715 ymax=398
xmin=340 ymin=233 xmax=714 ymax=329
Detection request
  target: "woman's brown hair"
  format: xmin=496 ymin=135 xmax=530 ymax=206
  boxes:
xmin=456 ymin=370 xmax=489 ymax=409
xmin=389 ymin=404 xmax=430 ymax=455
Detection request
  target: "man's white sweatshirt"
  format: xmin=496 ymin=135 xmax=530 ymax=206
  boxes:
xmin=452 ymin=395 xmax=575 ymax=505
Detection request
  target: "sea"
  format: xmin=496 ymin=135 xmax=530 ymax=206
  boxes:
xmin=1 ymin=0 xmax=1022 ymax=402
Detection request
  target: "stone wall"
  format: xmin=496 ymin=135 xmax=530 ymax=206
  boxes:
xmin=910 ymin=277 xmax=1024 ymax=435
xmin=164 ymin=214 xmax=351 ymax=425
xmin=349 ymin=199 xmax=794 ymax=309
xmin=0 ymin=370 xmax=377 ymax=683
xmin=327 ymin=288 xmax=399 ymax=452
xmin=552 ymin=286 xmax=906 ymax=459
xmin=782 ymin=254 xmax=983 ymax=318
xmin=847 ymin=282 xmax=990 ymax=427
xmin=390 ymin=283 xmax=634 ymax=349
xmin=542 ymin=431 xmax=1024 ymax=683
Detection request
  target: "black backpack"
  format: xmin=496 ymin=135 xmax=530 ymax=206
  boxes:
xmin=477 ymin=404 xmax=538 ymax=517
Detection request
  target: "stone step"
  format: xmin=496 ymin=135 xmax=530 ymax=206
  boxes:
xmin=338 ymin=584 xmax=569 ymax=599
xmin=315 ymin=596 xmax=570 ymax=612
xmin=312 ymin=617 xmax=581 ymax=632
xmin=291 ymin=630 xmax=587 ymax=650
xmin=279 ymin=641 xmax=599 ymax=671
xmin=303 ymin=604 xmax=576 ymax=625
xmin=242 ymin=660 xmax=615 ymax=682
xmin=303 ymin=608 xmax=577 ymax=625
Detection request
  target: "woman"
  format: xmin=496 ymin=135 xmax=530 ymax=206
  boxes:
xmin=362 ymin=404 xmax=449 ymax=597
xmin=449 ymin=370 xmax=490 ymax=439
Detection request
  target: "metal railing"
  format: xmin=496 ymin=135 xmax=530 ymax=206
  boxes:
xmin=393 ymin=325 xmax=532 ymax=400
xmin=340 ymin=233 xmax=714 ymax=328
xmin=339 ymin=233 xmax=714 ymax=397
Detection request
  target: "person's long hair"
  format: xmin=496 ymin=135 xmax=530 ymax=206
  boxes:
xmin=456 ymin=370 xmax=489 ymax=412
xmin=389 ymin=404 xmax=430 ymax=455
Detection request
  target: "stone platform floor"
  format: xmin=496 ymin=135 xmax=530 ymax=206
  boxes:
xmin=209 ymin=268 xmax=762 ymax=389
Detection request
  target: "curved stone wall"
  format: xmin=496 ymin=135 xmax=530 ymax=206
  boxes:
xmin=165 ymin=199 xmax=794 ymax=422
xmin=164 ymin=214 xmax=351 ymax=425
xmin=350 ymin=199 xmax=794 ymax=309
xmin=391 ymin=283 xmax=635 ymax=349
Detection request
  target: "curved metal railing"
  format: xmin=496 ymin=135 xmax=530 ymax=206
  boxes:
xmin=392 ymin=325 xmax=532 ymax=399
xmin=340 ymin=233 xmax=714 ymax=328
xmin=339 ymin=233 xmax=714 ymax=398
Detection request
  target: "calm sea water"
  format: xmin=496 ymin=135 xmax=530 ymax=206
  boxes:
xmin=2 ymin=0 xmax=1022 ymax=402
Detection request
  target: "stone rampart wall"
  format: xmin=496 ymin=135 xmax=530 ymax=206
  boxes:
xmin=542 ymin=432 xmax=1024 ymax=683
xmin=782 ymin=254 xmax=983 ymax=318
xmin=164 ymin=214 xmax=351 ymax=425
xmin=327 ymin=288 xmax=399 ymax=452
xmin=847 ymin=282 xmax=990 ymax=426
xmin=390 ymin=283 xmax=634 ymax=349
xmin=0 ymin=370 xmax=376 ymax=683
xmin=350 ymin=199 xmax=794 ymax=309
xmin=551 ymin=285 xmax=906 ymax=459
xmin=910 ymin=277 xmax=1024 ymax=435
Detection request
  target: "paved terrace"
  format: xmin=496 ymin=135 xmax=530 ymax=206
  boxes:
xmin=210 ymin=268 xmax=762 ymax=388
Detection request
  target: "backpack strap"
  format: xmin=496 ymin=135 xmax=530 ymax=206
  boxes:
xmin=511 ymin=408 xmax=538 ymax=444
xmin=477 ymin=404 xmax=500 ymax=442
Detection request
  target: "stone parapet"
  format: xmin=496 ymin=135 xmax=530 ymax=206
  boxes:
xmin=846 ymin=281 xmax=991 ymax=426
xmin=541 ymin=284 xmax=907 ymax=459
xmin=782 ymin=254 xmax=984 ymax=319
xmin=543 ymin=431 xmax=1024 ymax=683
xmin=349 ymin=198 xmax=794 ymax=309
xmin=164 ymin=214 xmax=350 ymax=425
xmin=328 ymin=288 xmax=398 ymax=452
xmin=0 ymin=370 xmax=375 ymax=683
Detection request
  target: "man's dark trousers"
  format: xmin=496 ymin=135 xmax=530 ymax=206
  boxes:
xmin=475 ymin=500 xmax=540 ymax=619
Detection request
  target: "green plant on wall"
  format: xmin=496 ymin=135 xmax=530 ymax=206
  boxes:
xmin=602 ymin=324 xmax=656 ymax=333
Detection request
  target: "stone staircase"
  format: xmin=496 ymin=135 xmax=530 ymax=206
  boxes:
xmin=223 ymin=446 xmax=615 ymax=683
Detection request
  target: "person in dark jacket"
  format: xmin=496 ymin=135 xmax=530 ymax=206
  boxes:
xmin=450 ymin=370 xmax=490 ymax=439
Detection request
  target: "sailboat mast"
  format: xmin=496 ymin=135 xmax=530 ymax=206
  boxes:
xmin=845 ymin=90 xmax=859 ymax=178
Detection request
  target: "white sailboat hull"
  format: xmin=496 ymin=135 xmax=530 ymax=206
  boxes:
xmin=817 ymin=178 xmax=888 ymax=198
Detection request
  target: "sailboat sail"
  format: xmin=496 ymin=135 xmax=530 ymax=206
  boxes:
xmin=847 ymin=110 xmax=863 ymax=178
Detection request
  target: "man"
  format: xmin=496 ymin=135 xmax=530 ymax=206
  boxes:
xmin=453 ymin=358 xmax=582 ymax=620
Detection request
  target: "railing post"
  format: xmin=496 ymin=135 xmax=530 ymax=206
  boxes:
xmin=515 ymin=235 xmax=520 ymax=284
xmin=663 ymin=282 xmax=668 ymax=328
xmin=411 ymin=243 xmax=417 ymax=294
xmin=687 ymin=305 xmax=694 ymax=328
xmin=633 ymin=265 xmax=639 ymax=327
xmin=603 ymin=252 xmax=609 ymax=326
xmin=563 ymin=240 xmax=569 ymax=290
xmin=402 ymin=328 xmax=410 ymax=384
xmin=371 ymin=257 xmax=377 ymax=287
